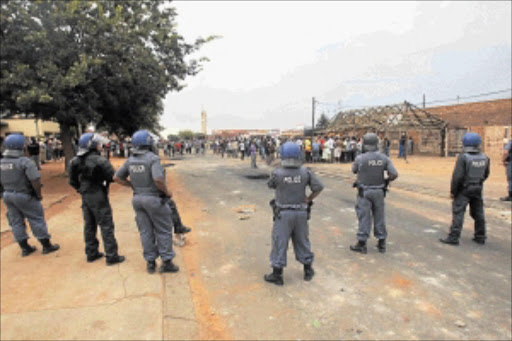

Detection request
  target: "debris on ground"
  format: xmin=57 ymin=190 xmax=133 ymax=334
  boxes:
xmin=455 ymin=320 xmax=467 ymax=328
xmin=233 ymin=205 xmax=256 ymax=213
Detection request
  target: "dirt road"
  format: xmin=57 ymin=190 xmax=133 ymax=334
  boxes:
xmin=1 ymin=153 xmax=511 ymax=340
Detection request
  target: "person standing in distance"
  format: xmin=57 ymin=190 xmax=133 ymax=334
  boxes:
xmin=68 ymin=133 xmax=125 ymax=265
xmin=440 ymin=132 xmax=490 ymax=245
xmin=350 ymin=133 xmax=398 ymax=254
xmin=264 ymin=142 xmax=324 ymax=286
xmin=114 ymin=130 xmax=179 ymax=274
xmin=500 ymin=138 xmax=512 ymax=202
xmin=0 ymin=134 xmax=59 ymax=256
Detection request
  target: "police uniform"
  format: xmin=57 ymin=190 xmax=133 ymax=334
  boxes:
xmin=0 ymin=135 xmax=59 ymax=256
xmin=265 ymin=141 xmax=324 ymax=286
xmin=115 ymin=146 xmax=177 ymax=272
xmin=69 ymin=147 xmax=123 ymax=264
xmin=441 ymin=145 xmax=490 ymax=245
xmin=501 ymin=140 xmax=512 ymax=201
xmin=350 ymin=133 xmax=398 ymax=254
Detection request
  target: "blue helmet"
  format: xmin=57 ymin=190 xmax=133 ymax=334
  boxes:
xmin=5 ymin=134 xmax=26 ymax=150
xmin=3 ymin=134 xmax=26 ymax=157
xmin=280 ymin=141 xmax=301 ymax=168
xmin=77 ymin=132 xmax=108 ymax=156
xmin=462 ymin=132 xmax=481 ymax=153
xmin=132 ymin=130 xmax=154 ymax=148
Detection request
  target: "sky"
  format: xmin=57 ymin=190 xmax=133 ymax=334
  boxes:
xmin=160 ymin=1 xmax=512 ymax=136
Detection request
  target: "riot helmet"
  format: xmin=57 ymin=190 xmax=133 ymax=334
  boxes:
xmin=77 ymin=133 xmax=110 ymax=156
xmin=462 ymin=132 xmax=481 ymax=153
xmin=132 ymin=130 xmax=157 ymax=153
xmin=3 ymin=134 xmax=25 ymax=157
xmin=362 ymin=133 xmax=378 ymax=152
xmin=280 ymin=141 xmax=301 ymax=168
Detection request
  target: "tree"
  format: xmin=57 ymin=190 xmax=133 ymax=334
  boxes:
xmin=167 ymin=134 xmax=179 ymax=142
xmin=178 ymin=130 xmax=195 ymax=140
xmin=316 ymin=113 xmax=330 ymax=129
xmin=1 ymin=0 xmax=215 ymax=170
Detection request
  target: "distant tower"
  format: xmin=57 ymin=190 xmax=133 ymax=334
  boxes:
xmin=201 ymin=108 xmax=207 ymax=135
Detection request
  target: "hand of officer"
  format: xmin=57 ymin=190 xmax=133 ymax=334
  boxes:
xmin=450 ymin=194 xmax=454 ymax=199
xmin=160 ymin=195 xmax=171 ymax=206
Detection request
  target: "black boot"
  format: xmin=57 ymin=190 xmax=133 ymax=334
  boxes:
xmin=106 ymin=254 xmax=125 ymax=266
xmin=87 ymin=252 xmax=104 ymax=263
xmin=175 ymin=225 xmax=192 ymax=234
xmin=147 ymin=260 xmax=157 ymax=274
xmin=264 ymin=267 xmax=284 ymax=286
xmin=18 ymin=239 xmax=37 ymax=257
xmin=350 ymin=240 xmax=367 ymax=254
xmin=439 ymin=236 xmax=459 ymax=245
xmin=472 ymin=237 xmax=485 ymax=245
xmin=40 ymin=238 xmax=60 ymax=254
xmin=500 ymin=191 xmax=512 ymax=201
xmin=160 ymin=260 xmax=179 ymax=273
xmin=377 ymin=239 xmax=386 ymax=253
xmin=304 ymin=263 xmax=315 ymax=281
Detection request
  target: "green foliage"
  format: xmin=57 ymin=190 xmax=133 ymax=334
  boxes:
xmin=0 ymin=0 xmax=216 ymax=137
xmin=316 ymin=113 xmax=330 ymax=129
xmin=167 ymin=134 xmax=179 ymax=142
xmin=178 ymin=130 xmax=195 ymax=140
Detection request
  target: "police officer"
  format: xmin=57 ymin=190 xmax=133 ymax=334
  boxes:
xmin=440 ymin=132 xmax=490 ymax=245
xmin=350 ymin=133 xmax=398 ymax=254
xmin=264 ymin=142 xmax=324 ymax=286
xmin=500 ymin=139 xmax=512 ymax=202
xmin=69 ymin=133 xmax=125 ymax=265
xmin=114 ymin=130 xmax=179 ymax=274
xmin=0 ymin=134 xmax=60 ymax=256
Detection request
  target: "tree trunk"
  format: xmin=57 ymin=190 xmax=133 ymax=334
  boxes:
xmin=60 ymin=123 xmax=75 ymax=175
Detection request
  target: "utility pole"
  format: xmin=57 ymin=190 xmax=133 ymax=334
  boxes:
xmin=311 ymin=97 xmax=315 ymax=141
xmin=423 ymin=94 xmax=426 ymax=108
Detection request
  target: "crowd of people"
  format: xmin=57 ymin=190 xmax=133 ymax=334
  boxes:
xmin=208 ymin=133 xmax=416 ymax=166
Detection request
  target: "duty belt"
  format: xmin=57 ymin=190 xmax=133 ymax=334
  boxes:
xmin=276 ymin=203 xmax=308 ymax=211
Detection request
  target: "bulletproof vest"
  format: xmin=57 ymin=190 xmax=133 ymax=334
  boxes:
xmin=0 ymin=157 xmax=33 ymax=193
xmin=128 ymin=153 xmax=161 ymax=196
xmin=74 ymin=153 xmax=108 ymax=193
xmin=464 ymin=153 xmax=488 ymax=185
xmin=274 ymin=166 xmax=310 ymax=207
xmin=356 ymin=152 xmax=386 ymax=187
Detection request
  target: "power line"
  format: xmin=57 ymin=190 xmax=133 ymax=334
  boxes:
xmin=332 ymin=88 xmax=511 ymax=111
xmin=414 ymin=88 xmax=511 ymax=107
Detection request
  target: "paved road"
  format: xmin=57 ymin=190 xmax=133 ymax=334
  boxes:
xmin=173 ymin=153 xmax=511 ymax=340
xmin=1 ymin=153 xmax=510 ymax=340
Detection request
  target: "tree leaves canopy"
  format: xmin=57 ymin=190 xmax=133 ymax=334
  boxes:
xmin=0 ymin=0 xmax=215 ymax=137
xmin=316 ymin=113 xmax=330 ymax=129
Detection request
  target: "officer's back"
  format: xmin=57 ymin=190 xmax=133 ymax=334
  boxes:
xmin=69 ymin=151 xmax=113 ymax=194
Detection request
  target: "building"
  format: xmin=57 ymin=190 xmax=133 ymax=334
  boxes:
xmin=427 ymin=98 xmax=511 ymax=160
xmin=325 ymin=98 xmax=511 ymax=159
xmin=211 ymin=129 xmax=280 ymax=138
xmin=0 ymin=117 xmax=60 ymax=139
xmin=201 ymin=109 xmax=207 ymax=135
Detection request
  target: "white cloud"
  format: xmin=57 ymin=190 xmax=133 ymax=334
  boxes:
xmin=160 ymin=1 xmax=512 ymax=135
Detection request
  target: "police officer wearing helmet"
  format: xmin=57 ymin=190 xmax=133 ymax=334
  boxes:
xmin=114 ymin=130 xmax=179 ymax=274
xmin=69 ymin=133 xmax=125 ymax=265
xmin=440 ymin=132 xmax=490 ymax=245
xmin=264 ymin=141 xmax=324 ymax=286
xmin=0 ymin=134 xmax=60 ymax=256
xmin=350 ymin=133 xmax=398 ymax=254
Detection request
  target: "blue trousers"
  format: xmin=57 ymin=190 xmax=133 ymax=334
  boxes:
xmin=132 ymin=195 xmax=174 ymax=262
xmin=355 ymin=189 xmax=387 ymax=241
xmin=270 ymin=210 xmax=314 ymax=268
xmin=3 ymin=192 xmax=51 ymax=242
